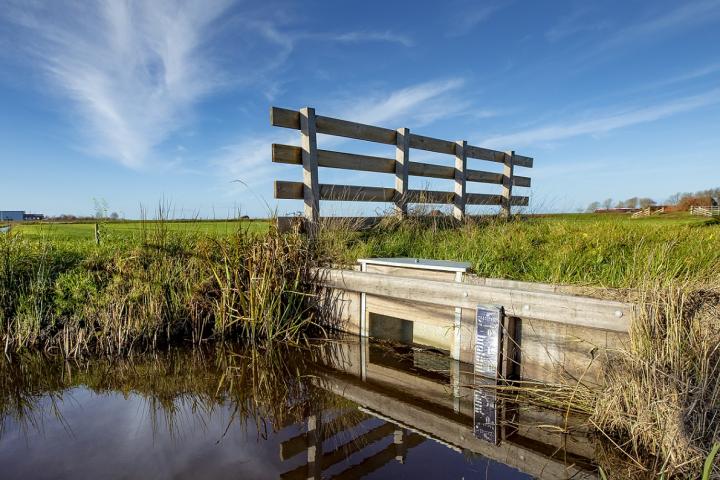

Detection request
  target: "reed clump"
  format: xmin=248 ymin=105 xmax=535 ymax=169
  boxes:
xmin=592 ymin=282 xmax=720 ymax=479
xmin=0 ymin=225 xmax=326 ymax=355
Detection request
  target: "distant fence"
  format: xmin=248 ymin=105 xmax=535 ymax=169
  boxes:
xmin=631 ymin=206 xmax=665 ymax=218
xmin=690 ymin=206 xmax=720 ymax=217
xmin=270 ymin=106 xmax=533 ymax=231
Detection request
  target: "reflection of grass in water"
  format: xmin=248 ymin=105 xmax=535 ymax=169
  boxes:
xmin=0 ymin=352 xmax=72 ymax=438
xmin=0 ymin=341 xmax=358 ymax=443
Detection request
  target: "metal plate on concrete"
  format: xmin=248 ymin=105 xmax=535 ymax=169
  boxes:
xmin=358 ymin=257 xmax=471 ymax=273
xmin=474 ymin=305 xmax=502 ymax=378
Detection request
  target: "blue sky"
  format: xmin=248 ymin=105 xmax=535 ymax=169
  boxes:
xmin=1 ymin=0 xmax=719 ymax=218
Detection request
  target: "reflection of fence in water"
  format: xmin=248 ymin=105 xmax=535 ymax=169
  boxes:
xmin=279 ymin=337 xmax=597 ymax=480
xmin=279 ymin=410 xmax=424 ymax=479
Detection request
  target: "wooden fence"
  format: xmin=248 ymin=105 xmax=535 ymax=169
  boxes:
xmin=631 ymin=206 xmax=665 ymax=218
xmin=270 ymin=107 xmax=533 ymax=229
xmin=690 ymin=205 xmax=720 ymax=217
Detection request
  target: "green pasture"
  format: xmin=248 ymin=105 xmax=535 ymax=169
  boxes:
xmin=10 ymin=220 xmax=270 ymax=242
xmin=6 ymin=212 xmax=712 ymax=244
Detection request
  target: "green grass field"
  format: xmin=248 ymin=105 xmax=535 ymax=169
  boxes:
xmin=5 ymin=212 xmax=718 ymax=288
xmin=10 ymin=219 xmax=270 ymax=242
xmin=7 ymin=212 xmax=712 ymax=242
xmin=534 ymin=211 xmax=712 ymax=226
xmin=322 ymin=212 xmax=720 ymax=288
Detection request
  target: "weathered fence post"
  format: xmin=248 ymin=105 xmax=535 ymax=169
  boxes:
xmin=306 ymin=413 xmax=322 ymax=479
xmin=94 ymin=223 xmax=100 ymax=245
xmin=453 ymin=140 xmax=467 ymax=221
xmin=300 ymin=107 xmax=320 ymax=234
xmin=394 ymin=428 xmax=407 ymax=463
xmin=501 ymin=150 xmax=515 ymax=218
xmin=395 ymin=128 xmax=410 ymax=216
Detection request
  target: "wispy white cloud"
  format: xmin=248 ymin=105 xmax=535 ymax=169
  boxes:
xmin=327 ymin=31 xmax=414 ymax=47
xmin=647 ymin=62 xmax=720 ymax=90
xmin=3 ymin=0 xmax=234 ymax=168
xmin=211 ymin=132 xmax=298 ymax=189
xmin=594 ymin=0 xmax=720 ymax=53
xmin=481 ymin=88 xmax=720 ymax=148
xmin=248 ymin=21 xmax=413 ymax=58
xmin=545 ymin=7 xmax=611 ymax=42
xmin=448 ymin=2 xmax=510 ymax=37
xmin=334 ymin=78 xmax=468 ymax=127
xmin=2 ymin=2 xmax=415 ymax=169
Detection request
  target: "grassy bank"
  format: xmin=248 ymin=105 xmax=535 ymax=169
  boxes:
xmin=2 ymin=213 xmax=718 ymax=354
xmin=0 ymin=224 xmax=324 ymax=355
xmin=322 ymin=213 xmax=720 ymax=288
xmin=315 ymin=213 xmax=720 ymax=478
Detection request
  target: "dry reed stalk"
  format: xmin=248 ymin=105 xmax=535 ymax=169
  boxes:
xmin=592 ymin=282 xmax=720 ymax=478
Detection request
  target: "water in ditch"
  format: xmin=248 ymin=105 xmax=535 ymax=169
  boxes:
xmin=0 ymin=337 xmax=597 ymax=479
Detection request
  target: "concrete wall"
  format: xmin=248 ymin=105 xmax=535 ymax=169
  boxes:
xmin=328 ymin=270 xmax=629 ymax=387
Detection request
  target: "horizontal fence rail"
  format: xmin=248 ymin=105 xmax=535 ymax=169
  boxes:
xmin=272 ymin=144 xmax=533 ymax=187
xmin=271 ymin=106 xmax=534 ymax=232
xmin=275 ymin=181 xmax=529 ymax=206
xmin=271 ymin=108 xmax=534 ymax=167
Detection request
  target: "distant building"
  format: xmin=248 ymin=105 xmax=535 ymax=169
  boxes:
xmin=0 ymin=211 xmax=45 ymax=221
xmin=0 ymin=211 xmax=24 ymax=221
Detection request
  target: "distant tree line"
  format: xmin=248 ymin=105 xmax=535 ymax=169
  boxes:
xmin=46 ymin=212 xmax=122 ymax=221
xmin=586 ymin=187 xmax=720 ymax=212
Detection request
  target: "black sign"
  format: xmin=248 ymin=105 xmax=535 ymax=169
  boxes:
xmin=474 ymin=305 xmax=502 ymax=378
xmin=473 ymin=380 xmax=499 ymax=444
xmin=473 ymin=305 xmax=502 ymax=443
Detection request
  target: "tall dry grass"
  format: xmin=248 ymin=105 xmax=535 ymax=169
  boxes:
xmin=591 ymin=281 xmax=720 ymax=479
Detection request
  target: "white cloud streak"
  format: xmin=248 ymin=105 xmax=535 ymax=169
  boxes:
xmin=594 ymin=0 xmax=720 ymax=53
xmin=4 ymin=0 xmax=234 ymax=168
xmin=212 ymin=132 xmax=298 ymax=188
xmin=448 ymin=2 xmax=509 ymax=37
xmin=481 ymin=88 xmax=720 ymax=149
xmin=328 ymin=31 xmax=414 ymax=47
xmin=334 ymin=78 xmax=467 ymax=127
xmin=544 ymin=7 xmax=611 ymax=42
